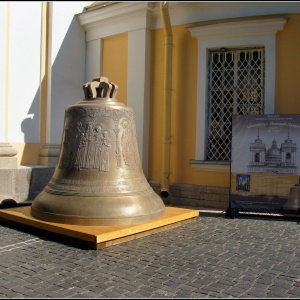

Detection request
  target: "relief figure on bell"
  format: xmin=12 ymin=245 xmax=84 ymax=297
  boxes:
xmin=59 ymin=114 xmax=113 ymax=172
xmin=60 ymin=120 xmax=81 ymax=169
xmin=93 ymin=124 xmax=103 ymax=169
xmin=121 ymin=120 xmax=136 ymax=168
xmin=60 ymin=123 xmax=71 ymax=169
xmin=100 ymin=130 xmax=111 ymax=172
xmin=70 ymin=121 xmax=85 ymax=169
xmin=75 ymin=131 xmax=87 ymax=170
xmin=85 ymin=122 xmax=96 ymax=168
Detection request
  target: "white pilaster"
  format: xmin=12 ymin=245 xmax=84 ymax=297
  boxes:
xmin=127 ymin=29 xmax=151 ymax=176
xmin=0 ymin=2 xmax=8 ymax=143
xmin=86 ymin=39 xmax=102 ymax=81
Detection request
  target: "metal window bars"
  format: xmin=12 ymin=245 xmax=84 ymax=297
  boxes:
xmin=207 ymin=48 xmax=265 ymax=161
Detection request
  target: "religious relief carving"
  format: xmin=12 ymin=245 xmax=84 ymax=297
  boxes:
xmin=58 ymin=100 xmax=138 ymax=172
xmin=114 ymin=125 xmax=122 ymax=169
xmin=100 ymin=130 xmax=111 ymax=172
xmin=121 ymin=119 xmax=137 ymax=169
xmin=59 ymin=119 xmax=112 ymax=172
xmin=93 ymin=125 xmax=103 ymax=169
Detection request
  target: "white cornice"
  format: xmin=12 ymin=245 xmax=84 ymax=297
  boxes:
xmin=150 ymin=2 xmax=208 ymax=29
xmin=79 ymin=2 xmax=153 ymax=28
xmin=77 ymin=1 xmax=299 ymax=41
xmin=151 ymin=2 xmax=300 ymax=29
xmin=78 ymin=2 xmax=154 ymax=40
xmin=77 ymin=2 xmax=211 ymax=40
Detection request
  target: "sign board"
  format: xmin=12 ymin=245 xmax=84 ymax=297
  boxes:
xmin=230 ymin=114 xmax=300 ymax=214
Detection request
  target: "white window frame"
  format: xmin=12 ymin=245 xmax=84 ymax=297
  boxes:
xmin=188 ymin=18 xmax=287 ymax=172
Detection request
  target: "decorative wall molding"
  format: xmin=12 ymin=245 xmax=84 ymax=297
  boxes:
xmin=78 ymin=2 xmax=154 ymax=41
xmin=78 ymin=1 xmax=300 ymax=40
xmin=188 ymin=17 xmax=287 ymax=171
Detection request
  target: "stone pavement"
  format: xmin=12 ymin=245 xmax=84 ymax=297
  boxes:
xmin=0 ymin=207 xmax=300 ymax=298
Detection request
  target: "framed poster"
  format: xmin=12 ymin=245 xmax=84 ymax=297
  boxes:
xmin=230 ymin=114 xmax=300 ymax=214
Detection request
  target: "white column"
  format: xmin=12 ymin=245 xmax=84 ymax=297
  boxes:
xmin=127 ymin=29 xmax=151 ymax=176
xmin=0 ymin=2 xmax=8 ymax=143
xmin=38 ymin=2 xmax=58 ymax=166
xmin=86 ymin=39 xmax=102 ymax=82
xmin=1 ymin=2 xmax=42 ymax=167
xmin=0 ymin=2 xmax=17 ymax=167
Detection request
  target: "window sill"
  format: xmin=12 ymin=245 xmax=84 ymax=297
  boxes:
xmin=189 ymin=160 xmax=230 ymax=172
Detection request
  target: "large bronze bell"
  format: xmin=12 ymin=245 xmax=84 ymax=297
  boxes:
xmin=31 ymin=77 xmax=165 ymax=225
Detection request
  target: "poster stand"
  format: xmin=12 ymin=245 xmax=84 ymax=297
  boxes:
xmin=229 ymin=114 xmax=300 ymax=218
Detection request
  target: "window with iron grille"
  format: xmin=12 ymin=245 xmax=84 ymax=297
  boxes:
xmin=206 ymin=47 xmax=265 ymax=161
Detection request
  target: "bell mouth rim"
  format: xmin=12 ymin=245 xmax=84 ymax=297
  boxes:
xmin=43 ymin=188 xmax=154 ymax=197
xmin=30 ymin=206 xmax=166 ymax=226
xmin=30 ymin=188 xmax=166 ymax=226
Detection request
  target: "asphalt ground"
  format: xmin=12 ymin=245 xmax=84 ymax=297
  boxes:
xmin=0 ymin=207 xmax=299 ymax=298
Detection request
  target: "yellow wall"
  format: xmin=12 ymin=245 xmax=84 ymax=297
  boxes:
xmin=149 ymin=15 xmax=300 ymax=188
xmin=276 ymin=13 xmax=300 ymax=114
xmin=149 ymin=24 xmax=230 ymax=187
xmin=102 ymin=34 xmax=128 ymax=105
xmin=14 ymin=14 xmax=300 ymax=188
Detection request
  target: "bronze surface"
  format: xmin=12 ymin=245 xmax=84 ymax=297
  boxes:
xmin=31 ymin=78 xmax=165 ymax=225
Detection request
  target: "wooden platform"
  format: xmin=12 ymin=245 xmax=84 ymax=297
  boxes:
xmin=0 ymin=206 xmax=199 ymax=249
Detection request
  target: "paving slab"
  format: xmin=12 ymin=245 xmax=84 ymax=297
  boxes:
xmin=0 ymin=206 xmax=299 ymax=298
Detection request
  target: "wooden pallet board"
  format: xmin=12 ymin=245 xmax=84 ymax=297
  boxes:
xmin=0 ymin=206 xmax=200 ymax=249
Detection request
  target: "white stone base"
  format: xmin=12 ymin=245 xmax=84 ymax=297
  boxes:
xmin=0 ymin=157 xmax=18 ymax=169
xmin=0 ymin=165 xmax=55 ymax=204
xmin=0 ymin=143 xmax=18 ymax=168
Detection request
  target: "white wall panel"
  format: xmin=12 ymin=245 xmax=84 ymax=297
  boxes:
xmin=50 ymin=2 xmax=86 ymax=144
xmin=8 ymin=2 xmax=42 ymax=143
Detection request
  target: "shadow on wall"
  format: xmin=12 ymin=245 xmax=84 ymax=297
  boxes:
xmin=20 ymin=15 xmax=86 ymax=166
